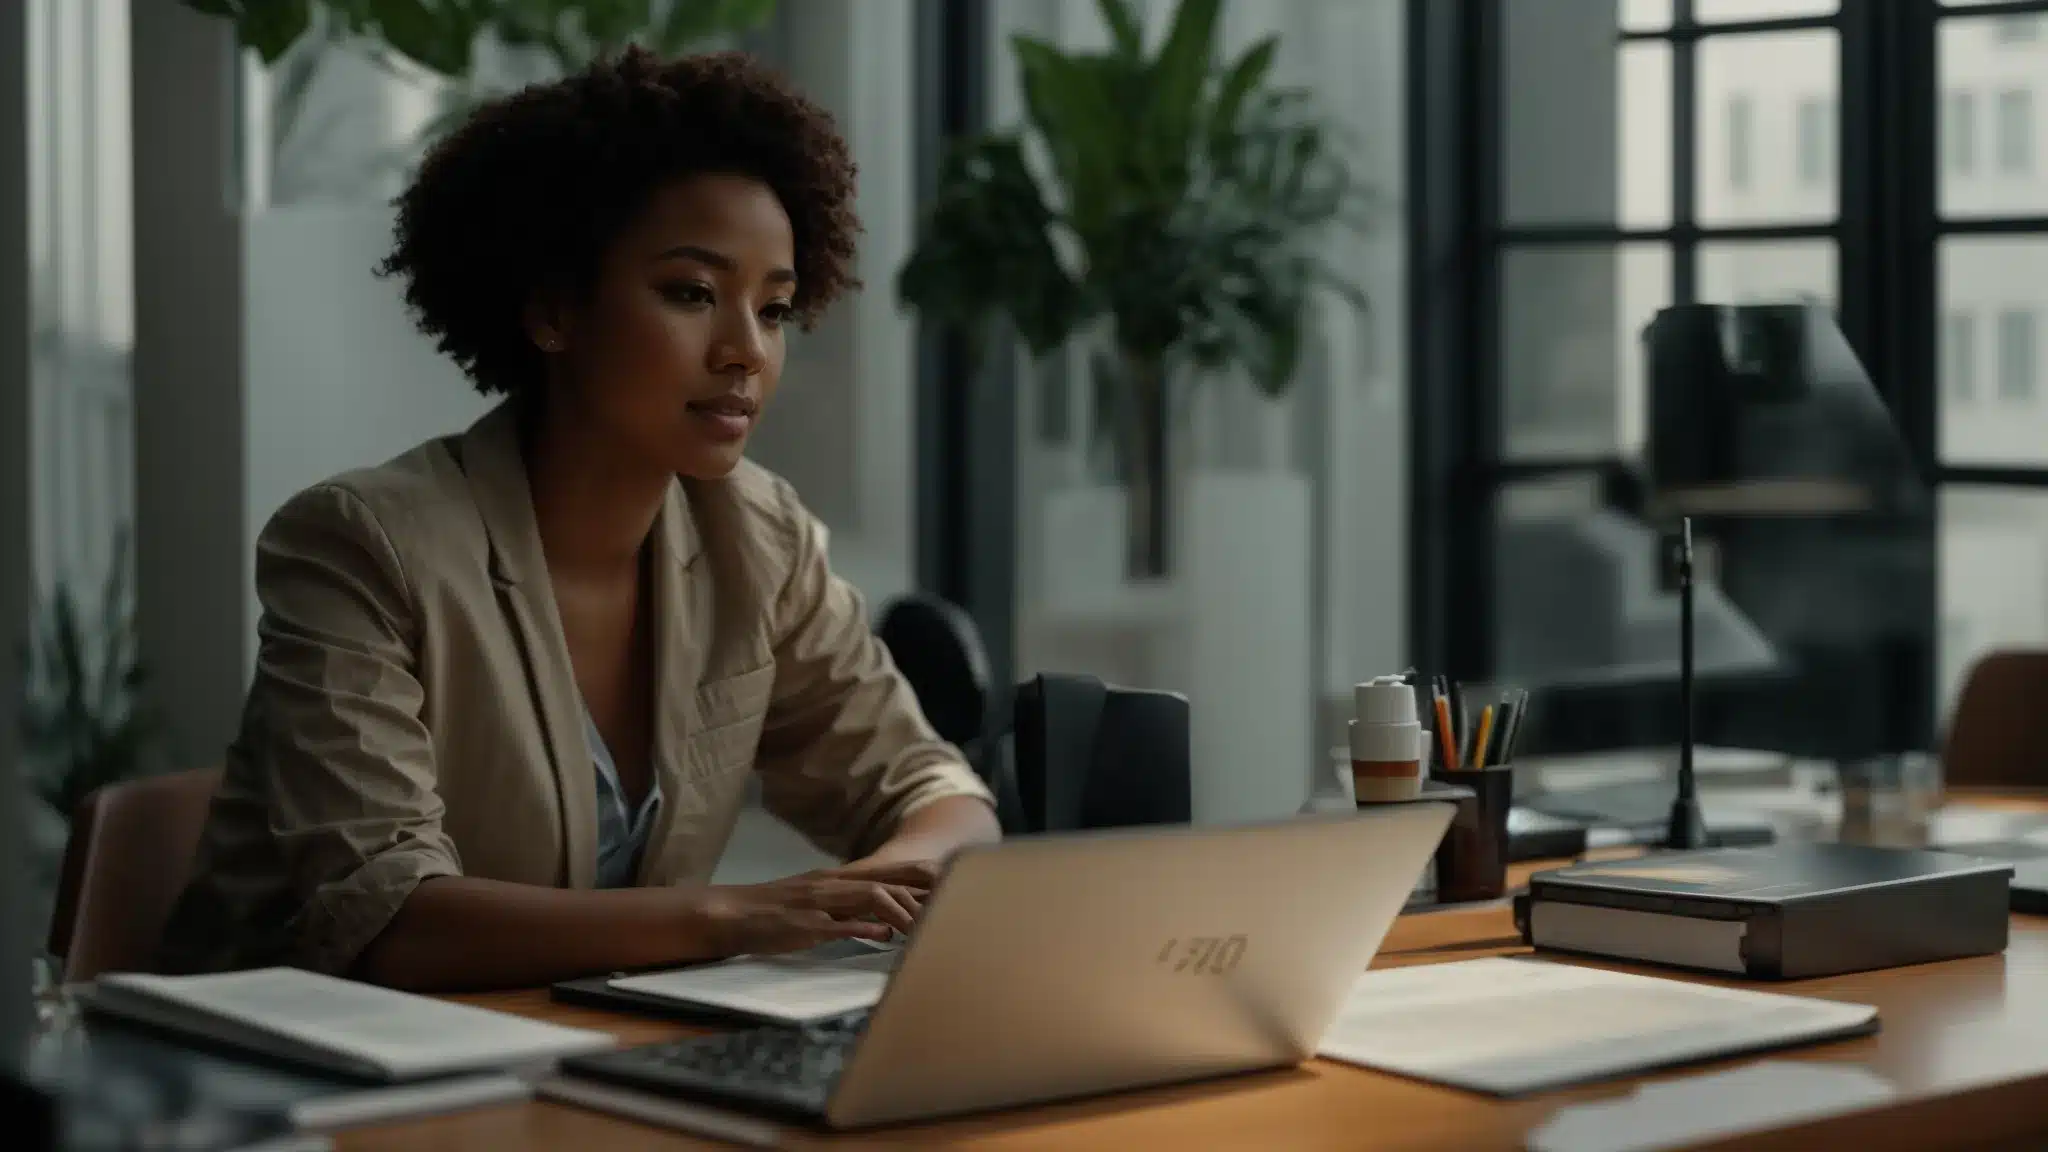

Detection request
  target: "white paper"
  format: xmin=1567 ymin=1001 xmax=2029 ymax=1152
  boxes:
xmin=609 ymin=945 xmax=899 ymax=1024
xmin=92 ymin=969 xmax=615 ymax=1080
xmin=1525 ymin=1061 xmax=1896 ymax=1152
xmin=1528 ymin=902 xmax=1748 ymax=974
xmin=1316 ymin=957 xmax=1876 ymax=1096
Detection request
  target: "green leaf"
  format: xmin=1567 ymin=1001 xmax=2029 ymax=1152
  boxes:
xmin=1094 ymin=0 xmax=1142 ymax=57
xmin=659 ymin=0 xmax=776 ymax=53
xmin=1208 ymin=37 xmax=1276 ymax=153
xmin=368 ymin=0 xmax=474 ymax=77
xmin=898 ymin=136 xmax=1085 ymax=356
xmin=1142 ymin=0 xmax=1220 ymax=168
xmin=241 ymin=0 xmax=314 ymax=64
xmin=577 ymin=0 xmax=654 ymax=51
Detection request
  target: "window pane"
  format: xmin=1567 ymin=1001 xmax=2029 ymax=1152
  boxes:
xmin=1504 ymin=10 xmax=1670 ymax=229
xmin=1940 ymin=19 xmax=2048 ymax=217
xmin=1941 ymin=488 xmax=2048 ymax=725
xmin=1795 ymin=95 xmax=1832 ymax=189
xmin=1725 ymin=93 xmax=1754 ymax=191
xmin=1500 ymin=245 xmax=1672 ymax=462
xmin=1622 ymin=0 xmax=1672 ymax=32
xmin=1695 ymin=0 xmax=1837 ymax=19
xmin=1940 ymin=237 xmax=2048 ymax=465
xmin=1946 ymin=310 xmax=1979 ymax=405
xmin=1697 ymin=239 xmax=1838 ymax=310
xmin=1697 ymin=31 xmax=1838 ymax=225
xmin=1946 ymin=90 xmax=1979 ymax=176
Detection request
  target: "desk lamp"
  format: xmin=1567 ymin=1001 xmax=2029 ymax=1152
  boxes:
xmin=1642 ymin=302 xmax=1920 ymax=850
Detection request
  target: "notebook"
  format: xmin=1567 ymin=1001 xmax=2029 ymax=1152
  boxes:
xmin=602 ymin=940 xmax=903 ymax=1025
xmin=82 ymin=968 xmax=615 ymax=1083
xmin=1316 ymin=957 xmax=1877 ymax=1095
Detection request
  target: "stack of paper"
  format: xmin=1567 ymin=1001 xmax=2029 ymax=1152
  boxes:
xmin=1316 ymin=957 xmax=1876 ymax=1095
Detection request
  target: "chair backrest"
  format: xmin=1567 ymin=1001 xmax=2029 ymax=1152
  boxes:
xmin=48 ymin=766 xmax=222 ymax=982
xmin=1001 ymin=673 xmax=1192 ymax=834
xmin=876 ymin=594 xmax=991 ymax=749
xmin=1944 ymin=650 xmax=2048 ymax=790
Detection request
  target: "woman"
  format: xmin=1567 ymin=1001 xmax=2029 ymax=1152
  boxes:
xmin=160 ymin=49 xmax=998 ymax=992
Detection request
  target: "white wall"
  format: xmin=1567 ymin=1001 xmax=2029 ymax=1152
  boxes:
xmin=744 ymin=0 xmax=919 ymax=610
xmin=242 ymin=204 xmax=489 ymax=647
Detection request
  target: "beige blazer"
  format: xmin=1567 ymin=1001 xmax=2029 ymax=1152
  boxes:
xmin=161 ymin=401 xmax=991 ymax=977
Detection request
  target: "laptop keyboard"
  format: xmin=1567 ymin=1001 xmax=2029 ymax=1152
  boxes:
xmin=572 ymin=1011 xmax=872 ymax=1116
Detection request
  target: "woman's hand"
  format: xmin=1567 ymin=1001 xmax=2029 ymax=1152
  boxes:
xmin=690 ymin=861 xmax=935 ymax=956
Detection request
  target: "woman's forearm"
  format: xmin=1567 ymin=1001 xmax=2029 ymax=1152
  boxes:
xmin=863 ymin=794 xmax=1001 ymax=866
xmin=355 ymin=876 xmax=719 ymax=993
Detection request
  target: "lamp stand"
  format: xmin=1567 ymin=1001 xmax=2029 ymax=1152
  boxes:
xmin=1665 ymin=517 xmax=1711 ymax=851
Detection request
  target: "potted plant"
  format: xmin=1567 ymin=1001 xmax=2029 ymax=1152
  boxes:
xmin=897 ymin=0 xmax=1373 ymax=579
xmin=16 ymin=527 xmax=164 ymax=940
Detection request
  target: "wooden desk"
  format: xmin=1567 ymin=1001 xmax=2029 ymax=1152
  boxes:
xmin=341 ymin=868 xmax=2048 ymax=1151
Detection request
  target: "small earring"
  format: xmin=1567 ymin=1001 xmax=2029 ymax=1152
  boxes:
xmin=540 ymin=336 xmax=560 ymax=351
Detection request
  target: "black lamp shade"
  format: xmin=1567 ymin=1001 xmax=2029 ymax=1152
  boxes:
xmin=1644 ymin=303 xmax=1920 ymax=518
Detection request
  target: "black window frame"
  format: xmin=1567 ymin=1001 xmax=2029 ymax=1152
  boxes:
xmin=1415 ymin=0 xmax=2048 ymax=755
xmin=912 ymin=0 xmax=1016 ymax=699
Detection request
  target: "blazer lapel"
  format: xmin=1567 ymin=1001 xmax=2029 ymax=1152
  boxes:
xmin=638 ymin=480 xmax=710 ymax=886
xmin=456 ymin=402 xmax=598 ymax=889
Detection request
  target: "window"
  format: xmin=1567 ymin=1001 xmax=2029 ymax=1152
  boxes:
xmin=1997 ymin=89 xmax=2033 ymax=175
xmin=1999 ymin=309 xmax=2037 ymax=400
xmin=1795 ymin=96 xmax=1829 ymax=187
xmin=1995 ymin=15 xmax=2041 ymax=44
xmin=1947 ymin=311 xmax=1977 ymax=402
xmin=1726 ymin=93 xmax=1753 ymax=190
xmin=1946 ymin=91 xmax=1977 ymax=174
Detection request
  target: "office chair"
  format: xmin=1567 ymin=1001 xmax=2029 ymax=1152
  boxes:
xmin=48 ymin=766 xmax=221 ymax=982
xmin=1944 ymin=650 xmax=2048 ymax=791
xmin=991 ymin=673 xmax=1192 ymax=834
xmin=876 ymin=594 xmax=991 ymax=750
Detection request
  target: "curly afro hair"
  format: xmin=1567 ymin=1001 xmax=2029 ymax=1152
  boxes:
xmin=378 ymin=48 xmax=861 ymax=397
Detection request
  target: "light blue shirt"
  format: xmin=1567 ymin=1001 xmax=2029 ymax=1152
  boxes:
xmin=584 ymin=706 xmax=663 ymax=889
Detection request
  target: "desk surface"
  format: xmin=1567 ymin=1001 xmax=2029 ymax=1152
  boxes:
xmin=339 ymin=857 xmax=2048 ymax=1152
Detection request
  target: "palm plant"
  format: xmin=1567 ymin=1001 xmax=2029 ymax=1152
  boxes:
xmin=897 ymin=0 xmax=1374 ymax=578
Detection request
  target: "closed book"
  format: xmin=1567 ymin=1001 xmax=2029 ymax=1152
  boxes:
xmin=1513 ymin=843 xmax=2012 ymax=979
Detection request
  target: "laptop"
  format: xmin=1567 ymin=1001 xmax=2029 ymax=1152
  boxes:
xmin=556 ymin=801 xmax=1455 ymax=1130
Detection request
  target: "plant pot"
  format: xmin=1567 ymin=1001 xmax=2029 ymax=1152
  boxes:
xmin=1095 ymin=347 xmax=1174 ymax=579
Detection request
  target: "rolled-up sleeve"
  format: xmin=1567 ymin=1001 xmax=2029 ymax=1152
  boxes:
xmin=753 ymin=486 xmax=994 ymax=860
xmin=252 ymin=484 xmax=461 ymax=975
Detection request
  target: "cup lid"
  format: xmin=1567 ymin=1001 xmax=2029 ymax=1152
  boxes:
xmin=1354 ymin=675 xmax=1418 ymax=725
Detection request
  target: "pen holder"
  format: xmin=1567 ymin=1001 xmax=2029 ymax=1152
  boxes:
xmin=1432 ymin=766 xmax=1514 ymax=903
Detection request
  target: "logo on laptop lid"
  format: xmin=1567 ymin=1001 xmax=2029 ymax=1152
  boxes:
xmin=1156 ymin=935 xmax=1248 ymax=976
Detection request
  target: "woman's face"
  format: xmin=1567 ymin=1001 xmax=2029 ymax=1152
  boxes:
xmin=537 ymin=171 xmax=797 ymax=479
